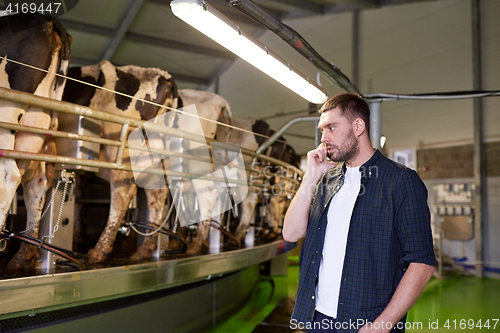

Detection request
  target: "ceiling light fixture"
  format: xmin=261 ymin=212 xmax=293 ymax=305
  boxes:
xmin=171 ymin=0 xmax=328 ymax=104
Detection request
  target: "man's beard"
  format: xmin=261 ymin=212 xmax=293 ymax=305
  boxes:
xmin=326 ymin=129 xmax=360 ymax=163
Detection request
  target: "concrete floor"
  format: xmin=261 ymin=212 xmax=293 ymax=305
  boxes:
xmin=210 ymin=259 xmax=500 ymax=333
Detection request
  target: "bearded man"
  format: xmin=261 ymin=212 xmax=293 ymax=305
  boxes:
xmin=283 ymin=93 xmax=436 ymax=333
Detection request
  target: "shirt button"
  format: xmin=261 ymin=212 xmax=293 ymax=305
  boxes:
xmin=311 ymin=261 xmax=314 ymax=264
xmin=312 ymin=296 xmax=315 ymax=299
xmin=315 ymin=251 xmax=318 ymax=254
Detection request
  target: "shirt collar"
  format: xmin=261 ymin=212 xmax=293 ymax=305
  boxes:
xmin=339 ymin=149 xmax=380 ymax=182
xmin=321 ymin=149 xmax=381 ymax=185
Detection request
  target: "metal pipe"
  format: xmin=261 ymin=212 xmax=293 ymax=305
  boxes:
xmin=115 ymin=123 xmax=129 ymax=165
xmin=0 ymin=87 xmax=208 ymax=145
xmin=0 ymin=120 xmax=120 ymax=147
xmin=314 ymin=119 xmax=321 ymax=148
xmin=255 ymin=116 xmax=319 ymax=157
xmin=0 ymin=87 xmax=302 ymax=174
xmin=0 ymin=149 xmax=252 ymax=186
xmin=9 ymin=193 xmax=17 ymax=215
xmin=227 ymin=0 xmax=360 ymax=94
xmin=472 ymin=0 xmax=484 ymax=278
xmin=0 ymin=120 xmax=220 ymax=165
xmin=100 ymin=0 xmax=145 ymax=61
xmin=369 ymin=101 xmax=381 ymax=149
xmin=0 ymin=148 xmax=299 ymax=193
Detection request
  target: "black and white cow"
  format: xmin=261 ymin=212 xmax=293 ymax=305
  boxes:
xmin=62 ymin=61 xmax=178 ymax=263
xmin=0 ymin=13 xmax=72 ymax=269
xmin=62 ymin=64 xmax=234 ymax=262
xmin=202 ymin=117 xmax=301 ymax=246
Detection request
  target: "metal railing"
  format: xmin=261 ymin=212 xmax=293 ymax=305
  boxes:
xmin=0 ymin=87 xmax=302 ymax=191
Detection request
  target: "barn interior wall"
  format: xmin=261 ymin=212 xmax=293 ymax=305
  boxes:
xmin=215 ymin=0 xmax=500 ymax=275
xmin=215 ymin=0 xmax=499 ymax=155
xmin=417 ymin=142 xmax=500 ymax=276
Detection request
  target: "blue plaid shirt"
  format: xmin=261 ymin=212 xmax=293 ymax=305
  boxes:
xmin=292 ymin=150 xmax=437 ymax=331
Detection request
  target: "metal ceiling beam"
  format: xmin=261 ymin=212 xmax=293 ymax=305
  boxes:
xmin=324 ymin=1 xmax=379 ymax=14
xmin=58 ymin=18 xmax=115 ymax=36
xmin=147 ymin=0 xmax=270 ymax=28
xmin=380 ymin=0 xmax=435 ymax=5
xmin=126 ymin=32 xmax=236 ymax=59
xmin=70 ymin=56 xmax=211 ymax=85
xmin=100 ymin=0 xmax=146 ymax=61
xmin=266 ymin=0 xmax=324 ymax=13
xmin=59 ymin=18 xmax=235 ymax=59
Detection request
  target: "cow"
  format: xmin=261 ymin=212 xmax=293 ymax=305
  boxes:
xmin=182 ymin=116 xmax=300 ymax=253
xmin=62 ymin=67 xmax=234 ymax=263
xmin=0 ymin=13 xmax=72 ymax=269
xmin=156 ymin=89 xmax=234 ymax=255
xmin=256 ymin=133 xmax=301 ymax=239
xmin=62 ymin=61 xmax=178 ymax=263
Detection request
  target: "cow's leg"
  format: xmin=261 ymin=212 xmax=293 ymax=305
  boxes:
xmin=7 ymin=150 xmax=55 ymax=269
xmin=234 ymin=192 xmax=259 ymax=242
xmin=0 ymin=98 xmax=28 ymax=232
xmin=0 ymin=157 xmax=21 ymax=232
xmin=131 ymin=187 xmax=168 ymax=260
xmin=186 ymin=179 xmax=218 ymax=255
xmin=186 ymin=219 xmax=210 ymax=255
xmin=87 ymin=170 xmax=137 ymax=263
xmin=269 ymin=196 xmax=282 ymax=234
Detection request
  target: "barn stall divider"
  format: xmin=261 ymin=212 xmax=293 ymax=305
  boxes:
xmin=0 ymin=86 xmax=302 ymax=332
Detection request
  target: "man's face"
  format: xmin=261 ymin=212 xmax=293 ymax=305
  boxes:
xmin=318 ymin=107 xmax=359 ymax=163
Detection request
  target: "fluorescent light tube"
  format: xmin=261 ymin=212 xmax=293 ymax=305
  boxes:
xmin=171 ymin=0 xmax=328 ymax=104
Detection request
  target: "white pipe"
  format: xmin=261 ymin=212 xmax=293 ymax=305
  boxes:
xmin=369 ymin=101 xmax=382 ymax=149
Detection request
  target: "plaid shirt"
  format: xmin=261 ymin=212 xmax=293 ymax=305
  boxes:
xmin=292 ymin=150 xmax=437 ymax=331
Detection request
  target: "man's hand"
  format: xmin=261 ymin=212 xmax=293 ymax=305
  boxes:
xmin=282 ymin=143 xmax=337 ymax=242
xmin=304 ymin=143 xmax=338 ymax=184
xmin=358 ymin=263 xmax=435 ymax=333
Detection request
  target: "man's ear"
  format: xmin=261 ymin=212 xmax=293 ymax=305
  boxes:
xmin=353 ymin=118 xmax=366 ymax=137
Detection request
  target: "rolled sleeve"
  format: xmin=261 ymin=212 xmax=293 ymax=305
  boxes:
xmin=396 ymin=170 xmax=437 ymax=270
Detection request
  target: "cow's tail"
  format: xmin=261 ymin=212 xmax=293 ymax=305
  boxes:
xmin=222 ymin=99 xmax=233 ymax=142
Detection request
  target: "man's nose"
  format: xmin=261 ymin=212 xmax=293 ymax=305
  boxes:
xmin=320 ymin=132 xmax=328 ymax=143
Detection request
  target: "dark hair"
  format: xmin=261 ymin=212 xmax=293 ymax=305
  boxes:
xmin=319 ymin=93 xmax=370 ymax=135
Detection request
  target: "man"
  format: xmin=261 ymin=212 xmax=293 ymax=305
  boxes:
xmin=283 ymin=93 xmax=436 ymax=332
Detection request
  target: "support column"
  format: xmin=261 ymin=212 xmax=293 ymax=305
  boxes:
xmin=309 ymin=102 xmax=321 ymax=148
xmin=214 ymin=76 xmax=220 ymax=95
xmin=352 ymin=10 xmax=360 ymax=88
xmin=472 ymin=0 xmax=484 ymax=277
xmin=369 ymin=101 xmax=381 ymax=150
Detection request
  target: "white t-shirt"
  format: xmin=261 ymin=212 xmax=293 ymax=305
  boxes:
xmin=315 ymin=165 xmax=361 ymax=318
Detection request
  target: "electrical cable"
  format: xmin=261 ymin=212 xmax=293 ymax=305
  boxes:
xmin=210 ymin=220 xmax=240 ymax=246
xmin=127 ymin=222 xmax=188 ymax=254
xmin=363 ymin=90 xmax=500 ymax=101
xmin=1 ymin=230 xmax=88 ymax=267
